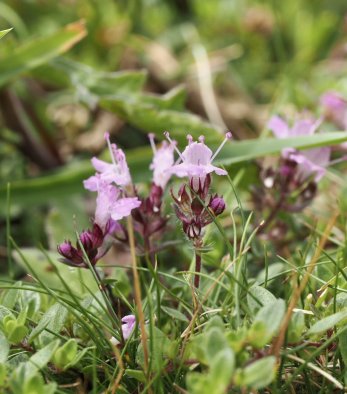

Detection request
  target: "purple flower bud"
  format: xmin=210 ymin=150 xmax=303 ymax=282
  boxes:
xmin=91 ymin=223 xmax=104 ymax=248
xmin=79 ymin=231 xmax=93 ymax=250
xmin=57 ymin=223 xmax=108 ymax=268
xmin=209 ymin=195 xmax=226 ymax=216
xmin=57 ymin=241 xmax=74 ymax=258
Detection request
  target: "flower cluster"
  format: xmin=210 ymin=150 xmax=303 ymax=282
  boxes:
xmin=130 ymin=134 xmax=176 ymax=249
xmin=252 ymin=114 xmax=335 ymax=237
xmin=166 ymin=132 xmax=231 ymax=242
xmin=172 ymin=175 xmax=225 ymax=240
xmin=58 ymin=133 xmax=141 ymax=267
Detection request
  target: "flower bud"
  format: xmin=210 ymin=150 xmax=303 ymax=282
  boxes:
xmin=209 ymin=195 xmax=226 ymax=216
xmin=57 ymin=241 xmax=74 ymax=258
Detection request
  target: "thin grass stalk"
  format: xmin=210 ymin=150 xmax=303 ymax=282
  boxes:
xmin=126 ymin=215 xmax=150 ymax=384
xmin=271 ymin=211 xmax=339 ymax=359
xmin=6 ymin=183 xmax=13 ymax=279
xmin=75 ymin=232 xmax=123 ymax=341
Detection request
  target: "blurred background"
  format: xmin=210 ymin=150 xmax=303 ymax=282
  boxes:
xmin=1 ymin=0 xmax=347 ymax=272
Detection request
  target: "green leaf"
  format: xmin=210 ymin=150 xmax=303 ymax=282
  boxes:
xmin=28 ymin=303 xmax=68 ymax=345
xmin=125 ymin=369 xmax=146 ymax=383
xmin=0 ymin=28 xmax=12 ymax=40
xmin=0 ymin=21 xmax=86 ymax=87
xmin=53 ymin=339 xmax=78 ymax=369
xmin=137 ymin=326 xmax=172 ymax=371
xmin=338 ymin=329 xmax=347 ymax=379
xmin=248 ymin=299 xmax=285 ymax=347
xmin=0 ymin=331 xmax=9 ymax=363
xmin=7 ymin=325 xmax=28 ymax=344
xmin=0 ymin=363 xmax=6 ymax=386
xmin=13 ymin=248 xmax=98 ymax=296
xmin=27 ymin=340 xmax=59 ymax=374
xmin=100 ymin=96 xmax=221 ymax=143
xmin=235 ymin=356 xmax=276 ymax=389
xmin=288 ymin=310 xmax=306 ymax=343
xmin=209 ymin=348 xmax=235 ymax=393
xmin=247 ymin=285 xmax=277 ymax=315
xmin=308 ymin=309 xmax=347 ymax=335
xmin=216 ymin=132 xmax=347 ymax=166
xmin=205 ymin=327 xmax=229 ymax=361
xmin=161 ymin=306 xmax=189 ymax=322
xmin=1 ymin=281 xmax=21 ymax=309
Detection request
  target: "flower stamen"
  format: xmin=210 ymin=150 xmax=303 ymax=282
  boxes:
xmin=211 ymin=132 xmax=232 ymax=162
xmin=148 ymin=133 xmax=157 ymax=154
xmin=164 ymin=131 xmax=184 ymax=160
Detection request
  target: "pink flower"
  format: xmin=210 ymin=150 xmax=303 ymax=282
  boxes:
xmin=121 ymin=315 xmax=136 ymax=340
xmin=110 ymin=314 xmax=136 ymax=346
xmin=95 ymin=181 xmax=141 ymax=231
xmin=164 ymin=132 xmax=232 ymax=179
xmin=268 ymin=115 xmax=331 ymax=181
xmin=282 ymin=147 xmax=330 ymax=182
xmin=268 ymin=115 xmax=319 ymax=138
xmin=148 ymin=133 xmax=175 ymax=189
xmin=320 ymin=91 xmax=347 ymax=130
xmin=84 ymin=132 xmax=131 ymax=189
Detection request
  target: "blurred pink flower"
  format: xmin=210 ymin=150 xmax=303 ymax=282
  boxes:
xmin=164 ymin=132 xmax=232 ymax=179
xmin=268 ymin=115 xmax=331 ymax=181
xmin=282 ymin=147 xmax=330 ymax=182
xmin=268 ymin=115 xmax=319 ymax=138
xmin=320 ymin=91 xmax=347 ymax=130
xmin=121 ymin=315 xmax=136 ymax=339
xmin=148 ymin=133 xmax=175 ymax=189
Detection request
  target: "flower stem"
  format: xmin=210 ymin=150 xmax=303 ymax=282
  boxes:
xmin=126 ymin=216 xmax=150 ymax=380
xmin=194 ymin=240 xmax=203 ymax=288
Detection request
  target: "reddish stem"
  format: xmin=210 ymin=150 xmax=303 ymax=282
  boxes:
xmin=194 ymin=250 xmax=201 ymax=288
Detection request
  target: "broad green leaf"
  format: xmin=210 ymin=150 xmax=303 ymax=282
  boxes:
xmin=0 ymin=331 xmax=9 ymax=363
xmin=25 ymin=340 xmax=59 ymax=377
xmin=53 ymin=339 xmax=78 ymax=369
xmin=161 ymin=306 xmax=189 ymax=322
xmin=0 ymin=21 xmax=86 ymax=87
xmin=28 ymin=303 xmax=68 ymax=344
xmin=288 ymin=310 xmax=306 ymax=343
xmin=13 ymin=248 xmax=98 ymax=296
xmin=247 ymin=285 xmax=276 ymax=315
xmin=209 ymin=348 xmax=235 ymax=393
xmin=248 ymin=299 xmax=285 ymax=347
xmin=0 ymin=28 xmax=12 ymax=40
xmin=338 ymin=329 xmax=347 ymax=376
xmin=101 ymin=96 xmax=221 ymax=143
xmin=45 ymin=198 xmax=90 ymax=246
xmin=216 ymin=132 xmax=347 ymax=166
xmin=235 ymin=356 xmax=276 ymax=389
xmin=2 ymin=132 xmax=347 ymax=206
xmin=308 ymin=309 xmax=347 ymax=335
xmin=125 ymin=369 xmax=146 ymax=383
xmin=1 ymin=281 xmax=21 ymax=309
xmin=137 ymin=326 xmax=172 ymax=371
xmin=205 ymin=327 xmax=229 ymax=361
